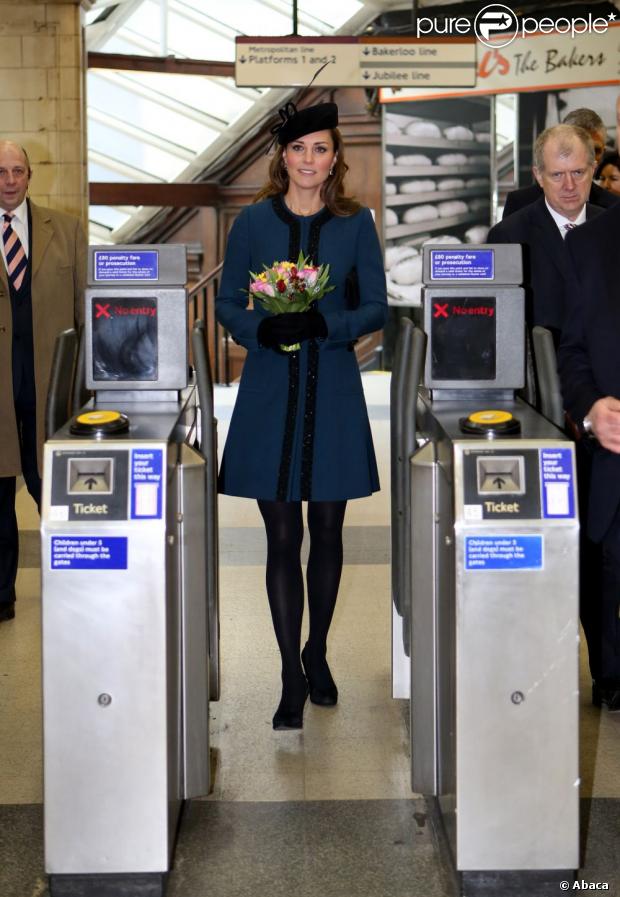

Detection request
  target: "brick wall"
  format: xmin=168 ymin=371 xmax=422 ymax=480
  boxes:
xmin=0 ymin=1 xmax=87 ymax=223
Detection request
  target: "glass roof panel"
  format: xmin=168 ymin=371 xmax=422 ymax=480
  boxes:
xmin=116 ymin=71 xmax=253 ymax=124
xmin=298 ymin=0 xmax=363 ymax=28
xmin=165 ymin=21 xmax=235 ymax=62
xmin=88 ymin=119 xmax=188 ymax=180
xmin=86 ymin=0 xmax=369 ymax=244
xmin=88 ymin=161 xmax=133 ymax=184
xmin=89 ymin=205 xmax=134 ymax=230
xmin=178 ymin=1 xmax=301 ymax=38
xmin=88 ymin=73 xmax=219 ymax=150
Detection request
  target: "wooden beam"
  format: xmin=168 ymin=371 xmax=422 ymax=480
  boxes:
xmin=89 ymin=182 xmax=220 ymax=207
xmin=88 ymin=52 xmax=235 ymax=78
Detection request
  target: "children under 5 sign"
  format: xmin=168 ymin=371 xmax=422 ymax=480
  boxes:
xmin=465 ymin=535 xmax=543 ymax=571
xmin=51 ymin=537 xmax=128 ymax=570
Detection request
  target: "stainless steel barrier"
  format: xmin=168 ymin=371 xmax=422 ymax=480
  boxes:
xmin=41 ymin=245 xmax=217 ymax=897
xmin=192 ymin=319 xmax=220 ymax=702
xmin=532 ymin=325 xmax=565 ymax=429
xmin=394 ymin=244 xmax=579 ymax=895
xmin=45 ymin=328 xmax=77 ymax=438
xmin=391 ymin=320 xmax=426 ymax=662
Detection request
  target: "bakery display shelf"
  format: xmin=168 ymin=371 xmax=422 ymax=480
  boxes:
xmin=386 ymin=164 xmax=489 ymax=178
xmin=386 ymin=187 xmax=488 ymax=207
xmin=386 ymin=210 xmax=484 ymax=240
xmin=386 ymin=136 xmax=486 ymax=151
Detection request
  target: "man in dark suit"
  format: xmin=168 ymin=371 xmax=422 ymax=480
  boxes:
xmin=0 ymin=141 xmax=86 ymax=622
xmin=488 ymin=124 xmax=603 ymax=348
xmin=558 ymin=202 xmax=620 ymax=710
xmin=503 ymin=108 xmax=618 ymax=218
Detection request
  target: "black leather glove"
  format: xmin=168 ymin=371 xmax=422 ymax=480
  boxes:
xmin=257 ymin=312 xmax=327 ymax=349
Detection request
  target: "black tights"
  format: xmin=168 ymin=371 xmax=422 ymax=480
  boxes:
xmin=257 ymin=499 xmax=347 ymax=699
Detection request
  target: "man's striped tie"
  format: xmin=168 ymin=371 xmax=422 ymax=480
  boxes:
xmin=564 ymin=222 xmax=577 ymax=233
xmin=2 ymin=213 xmax=27 ymax=291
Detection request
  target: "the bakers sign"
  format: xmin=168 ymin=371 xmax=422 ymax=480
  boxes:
xmin=380 ymin=20 xmax=620 ymax=101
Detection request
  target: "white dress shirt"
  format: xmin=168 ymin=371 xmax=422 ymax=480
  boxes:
xmin=0 ymin=197 xmax=30 ymax=270
xmin=545 ymin=198 xmax=586 ymax=238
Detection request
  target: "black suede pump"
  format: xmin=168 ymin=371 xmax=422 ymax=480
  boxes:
xmin=272 ymin=673 xmax=309 ymax=730
xmin=301 ymin=644 xmax=338 ymax=706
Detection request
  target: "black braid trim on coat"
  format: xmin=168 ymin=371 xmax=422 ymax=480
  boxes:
xmin=300 ymin=338 xmax=320 ymax=500
xmin=272 ymin=194 xmax=301 ymax=260
xmin=276 ymin=350 xmax=300 ymax=501
xmin=307 ymin=206 xmax=333 ymax=264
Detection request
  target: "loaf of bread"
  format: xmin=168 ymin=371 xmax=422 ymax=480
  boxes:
xmin=423 ymin=234 xmax=462 ymax=245
xmin=390 ymin=253 xmax=423 ymax=285
xmin=465 ymin=225 xmax=489 ymax=243
xmin=395 ymin=153 xmax=433 ymax=167
xmin=436 ymin=177 xmax=465 ymax=191
xmin=403 ymin=204 xmax=440 ymax=224
xmin=400 ymin=178 xmax=437 ymax=194
xmin=384 ymin=244 xmax=418 ymax=271
xmin=436 ymin=152 xmax=468 ymax=166
xmin=405 ymin=120 xmax=442 ymax=137
xmin=443 ymin=125 xmax=474 ymax=141
xmin=387 ymin=278 xmax=423 ymax=306
xmin=438 ymin=200 xmax=468 ymax=218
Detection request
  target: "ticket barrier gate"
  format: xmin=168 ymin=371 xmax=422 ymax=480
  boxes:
xmin=41 ymin=245 xmax=218 ymax=897
xmin=392 ymin=245 xmax=579 ymax=895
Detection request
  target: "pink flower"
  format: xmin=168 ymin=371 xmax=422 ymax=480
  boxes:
xmin=251 ymin=281 xmax=275 ymax=297
xmin=301 ymin=268 xmax=318 ymax=285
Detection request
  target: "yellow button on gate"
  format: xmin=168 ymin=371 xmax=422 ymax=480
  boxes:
xmin=70 ymin=409 xmax=130 ymax=436
xmin=468 ymin=410 xmax=514 ymax=426
xmin=76 ymin=410 xmax=123 ymax=426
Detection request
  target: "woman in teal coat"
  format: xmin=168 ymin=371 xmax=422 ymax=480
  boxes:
xmin=216 ymin=102 xmax=387 ymax=730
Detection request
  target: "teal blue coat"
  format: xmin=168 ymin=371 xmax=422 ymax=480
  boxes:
xmin=215 ymin=195 xmax=387 ymax=502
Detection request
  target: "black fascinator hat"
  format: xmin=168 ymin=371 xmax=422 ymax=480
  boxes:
xmin=273 ymin=101 xmax=338 ymax=146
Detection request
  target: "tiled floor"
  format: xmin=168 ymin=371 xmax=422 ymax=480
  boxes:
xmin=1 ymin=372 xmax=619 ymax=897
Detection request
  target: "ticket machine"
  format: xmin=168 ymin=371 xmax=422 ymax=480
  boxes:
xmin=41 ymin=245 xmax=215 ymax=897
xmin=393 ymin=245 xmax=579 ymax=895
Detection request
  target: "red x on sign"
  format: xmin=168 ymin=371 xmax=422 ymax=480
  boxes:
xmin=95 ymin=303 xmax=111 ymax=319
xmin=433 ymin=303 xmax=449 ymax=319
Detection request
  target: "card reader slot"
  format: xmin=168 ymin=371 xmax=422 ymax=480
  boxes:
xmin=476 ymin=455 xmax=525 ymax=495
xmin=67 ymin=457 xmax=114 ymax=495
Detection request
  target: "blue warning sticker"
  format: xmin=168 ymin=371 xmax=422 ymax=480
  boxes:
xmin=94 ymin=250 xmax=159 ymax=282
xmin=51 ymin=536 xmax=128 ymax=570
xmin=430 ymin=249 xmax=494 ymax=280
xmin=539 ymin=447 xmax=575 ymax=518
xmin=465 ymin=535 xmax=543 ymax=571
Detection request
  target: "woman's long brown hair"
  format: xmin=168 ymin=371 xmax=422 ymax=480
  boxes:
xmin=253 ymin=127 xmax=361 ymax=217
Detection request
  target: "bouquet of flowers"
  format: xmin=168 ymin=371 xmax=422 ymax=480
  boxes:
xmin=248 ymin=251 xmax=334 ymax=351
